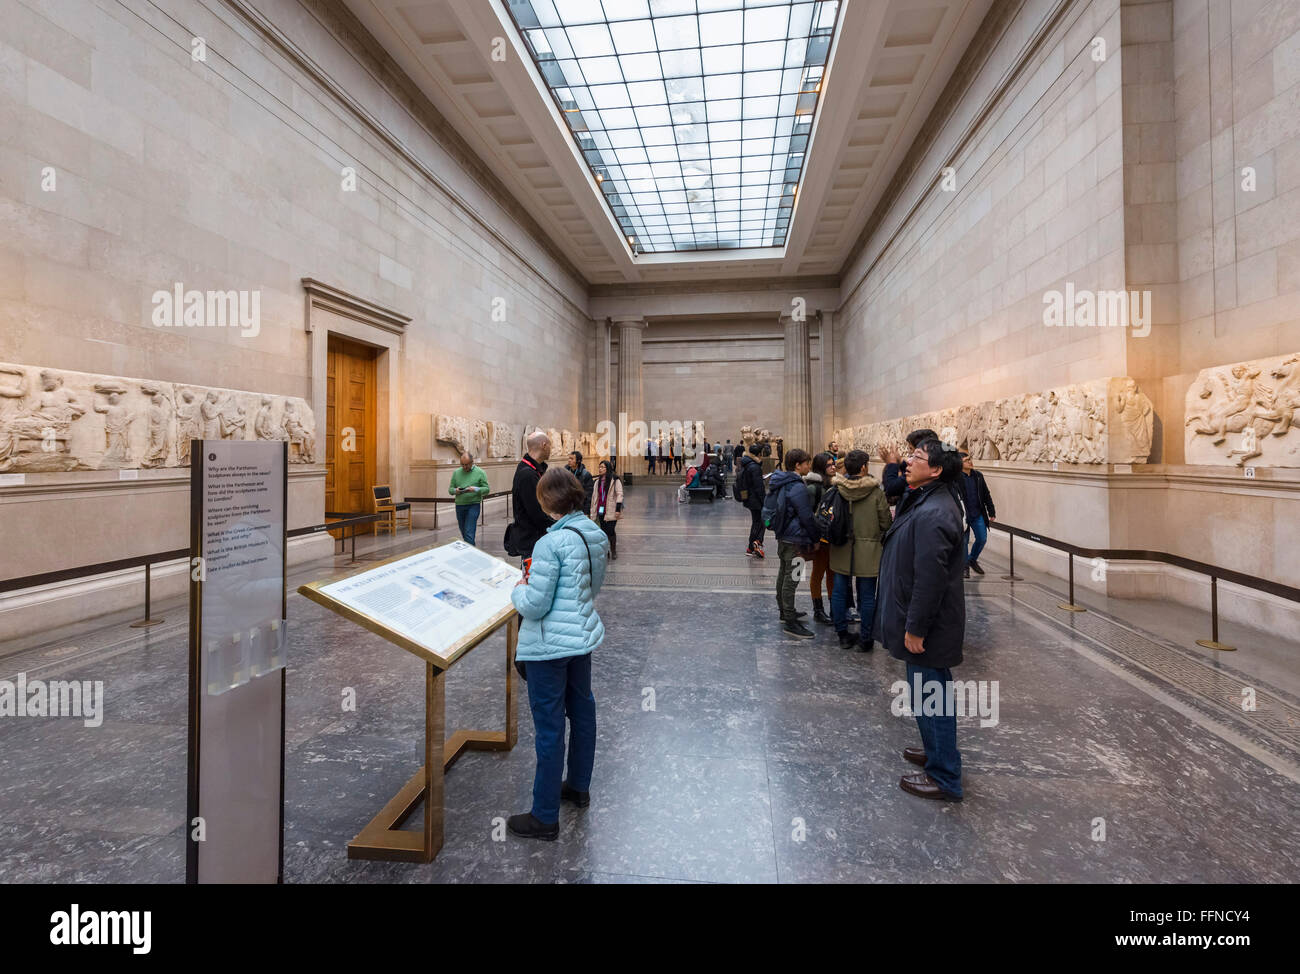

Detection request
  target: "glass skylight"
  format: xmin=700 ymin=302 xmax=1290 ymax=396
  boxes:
xmin=503 ymin=0 xmax=841 ymax=254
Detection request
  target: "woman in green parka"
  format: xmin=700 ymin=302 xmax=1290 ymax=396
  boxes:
xmin=827 ymin=449 xmax=893 ymax=651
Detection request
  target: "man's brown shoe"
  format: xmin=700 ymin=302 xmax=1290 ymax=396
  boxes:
xmin=903 ymin=747 xmax=926 ymax=767
xmin=900 ymin=772 xmax=962 ymax=802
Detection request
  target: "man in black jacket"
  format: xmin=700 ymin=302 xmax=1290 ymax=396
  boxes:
xmin=509 ymin=429 xmax=554 ymax=560
xmin=567 ymin=450 xmax=595 ymax=517
xmin=876 ymin=438 xmax=966 ymax=802
xmin=880 ymin=428 xmax=938 ymax=504
xmin=958 ymin=452 xmax=996 ymax=576
xmin=767 ymin=448 xmax=818 ymax=639
xmin=738 ymin=443 xmax=767 ymax=558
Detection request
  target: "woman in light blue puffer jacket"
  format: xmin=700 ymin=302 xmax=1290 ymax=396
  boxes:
xmin=507 ymin=466 xmax=610 ymax=841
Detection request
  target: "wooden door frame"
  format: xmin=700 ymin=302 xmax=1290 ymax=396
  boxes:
xmin=304 ymin=280 xmax=410 ymax=515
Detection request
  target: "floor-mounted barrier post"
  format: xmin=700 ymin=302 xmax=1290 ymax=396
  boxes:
xmin=129 ymin=560 xmax=164 ymax=628
xmin=1058 ymin=551 xmax=1086 ymax=612
xmin=1000 ymin=531 xmax=1023 ymax=581
xmin=1195 ymin=576 xmax=1236 ymax=651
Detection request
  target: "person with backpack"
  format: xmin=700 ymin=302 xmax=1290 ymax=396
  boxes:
xmin=736 ymin=442 xmax=767 ymax=558
xmin=766 ymin=448 xmax=819 ymax=639
xmin=822 ymin=449 xmax=892 ymax=651
xmin=507 ymin=467 xmax=610 ymax=840
xmin=804 ymin=452 xmax=835 ymax=625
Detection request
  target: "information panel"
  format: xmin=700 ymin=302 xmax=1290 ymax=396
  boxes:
xmin=312 ymin=540 xmax=521 ymax=662
xmin=188 ymin=439 xmax=287 ymax=885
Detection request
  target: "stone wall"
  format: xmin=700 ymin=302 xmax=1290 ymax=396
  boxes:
xmin=0 ymin=0 xmax=594 ymax=632
xmin=837 ymin=0 xmax=1130 ymax=427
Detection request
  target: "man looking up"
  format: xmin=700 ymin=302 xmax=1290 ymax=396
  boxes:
xmin=876 ymin=438 xmax=967 ymax=802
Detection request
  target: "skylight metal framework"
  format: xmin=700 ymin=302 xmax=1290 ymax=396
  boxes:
xmin=503 ymin=0 xmax=841 ymax=254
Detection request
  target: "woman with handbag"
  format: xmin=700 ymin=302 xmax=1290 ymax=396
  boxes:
xmin=508 ymin=467 xmax=610 ymax=841
xmin=591 ymin=458 xmax=624 ymax=560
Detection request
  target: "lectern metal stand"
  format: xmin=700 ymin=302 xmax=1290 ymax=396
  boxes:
xmin=345 ymin=616 xmax=518 ymax=863
xmin=297 ymin=542 xmax=522 ymax=865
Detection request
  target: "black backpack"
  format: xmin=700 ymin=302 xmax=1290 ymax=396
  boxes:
xmin=732 ymin=460 xmax=750 ymax=503
xmin=761 ymin=480 xmax=790 ymax=533
xmin=814 ymin=486 xmax=852 ymax=547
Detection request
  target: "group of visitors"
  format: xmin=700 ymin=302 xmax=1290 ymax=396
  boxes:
xmin=644 ymin=434 xmax=685 ymax=475
xmin=735 ymin=427 xmax=1000 ymax=804
xmin=483 ymin=423 xmax=996 ymax=840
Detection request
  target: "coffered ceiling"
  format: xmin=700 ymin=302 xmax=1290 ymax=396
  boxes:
xmin=342 ymin=0 xmax=994 ymax=286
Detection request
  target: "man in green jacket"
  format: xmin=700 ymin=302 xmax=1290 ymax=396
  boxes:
xmin=449 ymin=451 xmax=489 ymax=546
xmin=827 ymin=449 xmax=893 ymax=651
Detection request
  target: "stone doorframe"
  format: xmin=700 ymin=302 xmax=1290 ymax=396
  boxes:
xmin=302 ymin=279 xmax=411 ymax=505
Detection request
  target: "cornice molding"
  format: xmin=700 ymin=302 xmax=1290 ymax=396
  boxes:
xmin=301 ymin=278 xmax=411 ymax=335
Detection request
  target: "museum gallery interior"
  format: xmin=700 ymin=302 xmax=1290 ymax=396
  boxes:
xmin=0 ymin=0 xmax=1298 ymax=891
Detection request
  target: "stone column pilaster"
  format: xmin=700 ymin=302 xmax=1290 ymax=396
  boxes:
xmin=781 ymin=311 xmax=812 ymax=452
xmin=613 ymin=315 xmax=647 ymax=472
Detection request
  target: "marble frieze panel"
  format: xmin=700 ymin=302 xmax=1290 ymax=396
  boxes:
xmin=832 ymin=377 xmax=1154 ymax=465
xmin=0 ymin=362 xmax=316 ymax=472
xmin=1185 ymin=353 xmax=1300 ymax=467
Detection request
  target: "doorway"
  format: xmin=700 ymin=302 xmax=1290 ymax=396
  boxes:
xmin=326 ymin=336 xmax=377 ymax=537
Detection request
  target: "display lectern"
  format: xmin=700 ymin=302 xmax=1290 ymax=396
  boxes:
xmin=298 ymin=540 xmax=520 ymax=862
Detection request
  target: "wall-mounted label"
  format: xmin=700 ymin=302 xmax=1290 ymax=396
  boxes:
xmin=1244 ymin=466 xmax=1256 ymax=479
xmin=118 ymin=469 xmax=139 ymax=480
xmin=0 ymin=474 xmax=24 ymax=487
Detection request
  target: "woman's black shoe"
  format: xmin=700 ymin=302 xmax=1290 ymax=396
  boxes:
xmin=561 ymin=782 xmax=590 ymax=807
xmin=813 ymin=598 xmax=831 ymax=624
xmin=837 ymin=631 xmax=855 ymax=649
xmin=507 ymin=813 xmax=558 ymax=841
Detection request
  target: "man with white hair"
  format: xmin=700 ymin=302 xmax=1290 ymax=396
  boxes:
xmin=507 ymin=429 xmax=554 ymax=561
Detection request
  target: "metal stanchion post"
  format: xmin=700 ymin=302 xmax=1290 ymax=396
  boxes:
xmin=1196 ymin=576 xmax=1236 ymax=651
xmin=1000 ymin=531 xmax=1023 ymax=581
xmin=130 ymin=560 xmax=164 ymax=628
xmin=1058 ymin=551 xmax=1086 ymax=612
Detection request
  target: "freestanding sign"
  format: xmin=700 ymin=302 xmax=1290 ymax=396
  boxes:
xmin=187 ymin=439 xmax=287 ymax=884
xmin=298 ymin=540 xmax=520 ymax=863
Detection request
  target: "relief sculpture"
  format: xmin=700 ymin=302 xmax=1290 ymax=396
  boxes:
xmin=1185 ymin=353 xmax=1300 ymax=466
xmin=833 ymin=376 xmax=1153 ymax=466
xmin=0 ymin=361 xmax=315 ymax=471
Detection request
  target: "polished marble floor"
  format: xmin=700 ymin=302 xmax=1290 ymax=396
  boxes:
xmin=1 ymin=486 xmax=1298 ymax=883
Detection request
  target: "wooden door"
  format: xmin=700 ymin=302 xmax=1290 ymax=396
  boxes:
xmin=326 ymin=337 xmax=377 ymax=537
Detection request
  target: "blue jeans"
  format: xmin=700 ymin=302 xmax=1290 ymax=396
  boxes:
xmin=455 ymin=503 xmax=480 ymax=546
xmin=906 ymin=662 xmax=962 ymax=797
xmin=830 ymin=572 xmax=876 ymax=637
xmin=524 ymin=653 xmax=596 ymax=825
xmin=965 ymin=515 xmax=987 ymax=564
